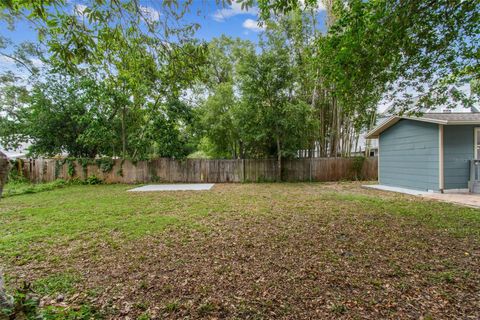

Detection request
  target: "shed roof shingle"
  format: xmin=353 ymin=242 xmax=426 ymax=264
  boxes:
xmin=366 ymin=113 xmax=480 ymax=139
xmin=420 ymin=113 xmax=480 ymax=121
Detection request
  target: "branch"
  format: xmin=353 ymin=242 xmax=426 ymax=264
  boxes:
xmin=0 ymin=52 xmax=35 ymax=75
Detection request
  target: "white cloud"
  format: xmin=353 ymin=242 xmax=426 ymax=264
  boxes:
xmin=242 ymin=19 xmax=265 ymax=32
xmin=0 ymin=55 xmax=43 ymax=70
xmin=0 ymin=55 xmax=15 ymax=66
xmin=73 ymin=4 xmax=87 ymax=16
xmin=212 ymin=2 xmax=258 ymax=22
xmin=31 ymin=58 xmax=44 ymax=68
xmin=139 ymin=6 xmax=161 ymax=22
xmin=0 ymin=56 xmax=30 ymax=80
xmin=299 ymin=0 xmax=326 ymax=12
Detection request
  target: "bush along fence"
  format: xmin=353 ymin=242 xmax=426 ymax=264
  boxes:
xmin=11 ymin=157 xmax=378 ymax=184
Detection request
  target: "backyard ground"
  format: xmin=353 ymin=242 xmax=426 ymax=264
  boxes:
xmin=1 ymin=182 xmax=479 ymax=319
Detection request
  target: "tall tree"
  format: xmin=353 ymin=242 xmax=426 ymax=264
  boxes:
xmin=195 ymin=36 xmax=255 ymax=158
xmin=0 ymin=71 xmax=109 ymax=157
xmin=198 ymin=83 xmax=242 ymax=158
xmin=237 ymin=27 xmax=316 ymax=179
xmin=250 ymin=0 xmax=480 ymax=112
xmin=0 ymin=0 xmax=207 ymax=160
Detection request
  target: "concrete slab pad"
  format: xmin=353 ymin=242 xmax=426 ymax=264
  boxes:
xmin=128 ymin=184 xmax=215 ymax=192
xmin=362 ymin=184 xmax=429 ymax=196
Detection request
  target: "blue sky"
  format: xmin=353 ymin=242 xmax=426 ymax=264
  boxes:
xmin=0 ymin=1 xmax=327 ymax=75
xmin=0 ymin=1 xmax=328 ymax=47
xmin=0 ymin=0 xmax=270 ymax=72
xmin=0 ymin=1 xmax=263 ymax=46
xmin=0 ymin=1 xmax=272 ymax=73
xmin=182 ymin=0 xmax=265 ymax=42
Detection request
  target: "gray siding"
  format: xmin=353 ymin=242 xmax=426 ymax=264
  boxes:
xmin=379 ymin=119 xmax=439 ymax=191
xmin=443 ymin=125 xmax=475 ymax=189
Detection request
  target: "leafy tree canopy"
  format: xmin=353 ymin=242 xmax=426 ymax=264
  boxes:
xmin=1 ymin=0 xmax=478 ymax=162
xmin=246 ymin=0 xmax=480 ymax=112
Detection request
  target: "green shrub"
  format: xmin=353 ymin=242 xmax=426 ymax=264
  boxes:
xmin=351 ymin=156 xmax=365 ymax=180
xmin=1 ymin=282 xmax=39 ymax=319
xmin=7 ymin=159 xmax=26 ymax=183
xmin=84 ymin=175 xmax=103 ymax=185
xmin=66 ymin=158 xmax=76 ymax=177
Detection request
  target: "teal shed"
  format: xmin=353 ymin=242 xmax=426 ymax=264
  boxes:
xmin=366 ymin=113 xmax=480 ymax=192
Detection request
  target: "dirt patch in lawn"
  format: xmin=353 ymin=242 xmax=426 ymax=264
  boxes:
xmin=2 ymin=182 xmax=480 ymax=319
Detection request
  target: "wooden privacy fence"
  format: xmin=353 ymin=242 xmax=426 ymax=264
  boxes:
xmin=18 ymin=157 xmax=377 ymax=184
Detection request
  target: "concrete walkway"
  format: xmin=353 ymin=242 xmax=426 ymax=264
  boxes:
xmin=128 ymin=184 xmax=215 ymax=192
xmin=422 ymin=192 xmax=480 ymax=208
xmin=363 ymin=184 xmax=480 ymax=209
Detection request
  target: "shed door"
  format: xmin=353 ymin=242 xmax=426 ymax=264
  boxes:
xmin=475 ymin=128 xmax=480 ymax=159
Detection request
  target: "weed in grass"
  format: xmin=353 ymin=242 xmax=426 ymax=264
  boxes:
xmin=215 ymin=265 xmax=232 ymax=275
xmin=137 ymin=312 xmax=151 ymax=320
xmin=197 ymin=302 xmax=215 ymax=316
xmin=330 ymin=303 xmax=347 ymax=314
xmin=164 ymin=301 xmax=180 ymax=312
xmin=133 ymin=301 xmax=148 ymax=311
xmin=414 ymin=263 xmax=433 ymax=271
xmin=33 ymin=273 xmax=78 ymax=296
xmin=275 ymin=233 xmax=289 ymax=242
xmin=397 ymin=281 xmax=411 ymax=292
xmin=324 ymin=250 xmax=339 ymax=263
xmin=41 ymin=304 xmax=102 ymax=319
xmin=370 ymin=279 xmax=383 ymax=289
xmin=199 ymin=285 xmax=213 ymax=295
xmin=438 ymin=288 xmax=455 ymax=301
xmin=86 ymin=288 xmax=102 ymax=298
xmin=431 ymin=271 xmax=456 ymax=284
xmin=138 ymin=280 xmax=148 ymax=290
xmin=236 ymin=302 xmax=265 ymax=319
xmin=388 ymin=263 xmax=406 ymax=277
xmin=162 ymin=284 xmax=174 ymax=295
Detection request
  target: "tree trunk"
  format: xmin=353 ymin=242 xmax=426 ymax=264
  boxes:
xmin=330 ymin=94 xmax=337 ymax=157
xmin=232 ymin=141 xmax=237 ymax=159
xmin=276 ymin=137 xmax=282 ymax=182
xmin=239 ymin=141 xmax=244 ymax=159
xmin=121 ymin=105 xmax=127 ymax=159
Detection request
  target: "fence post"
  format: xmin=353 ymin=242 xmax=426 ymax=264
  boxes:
xmin=0 ymin=152 xmax=8 ymax=199
xmin=242 ymin=159 xmax=245 ymax=182
xmin=309 ymin=156 xmax=313 ymax=182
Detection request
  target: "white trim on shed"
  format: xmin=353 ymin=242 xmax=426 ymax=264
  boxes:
xmin=366 ymin=113 xmax=480 ymax=139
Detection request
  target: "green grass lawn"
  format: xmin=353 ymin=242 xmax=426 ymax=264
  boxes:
xmin=1 ymin=179 xmax=69 ymax=198
xmin=1 ymin=182 xmax=479 ymax=319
